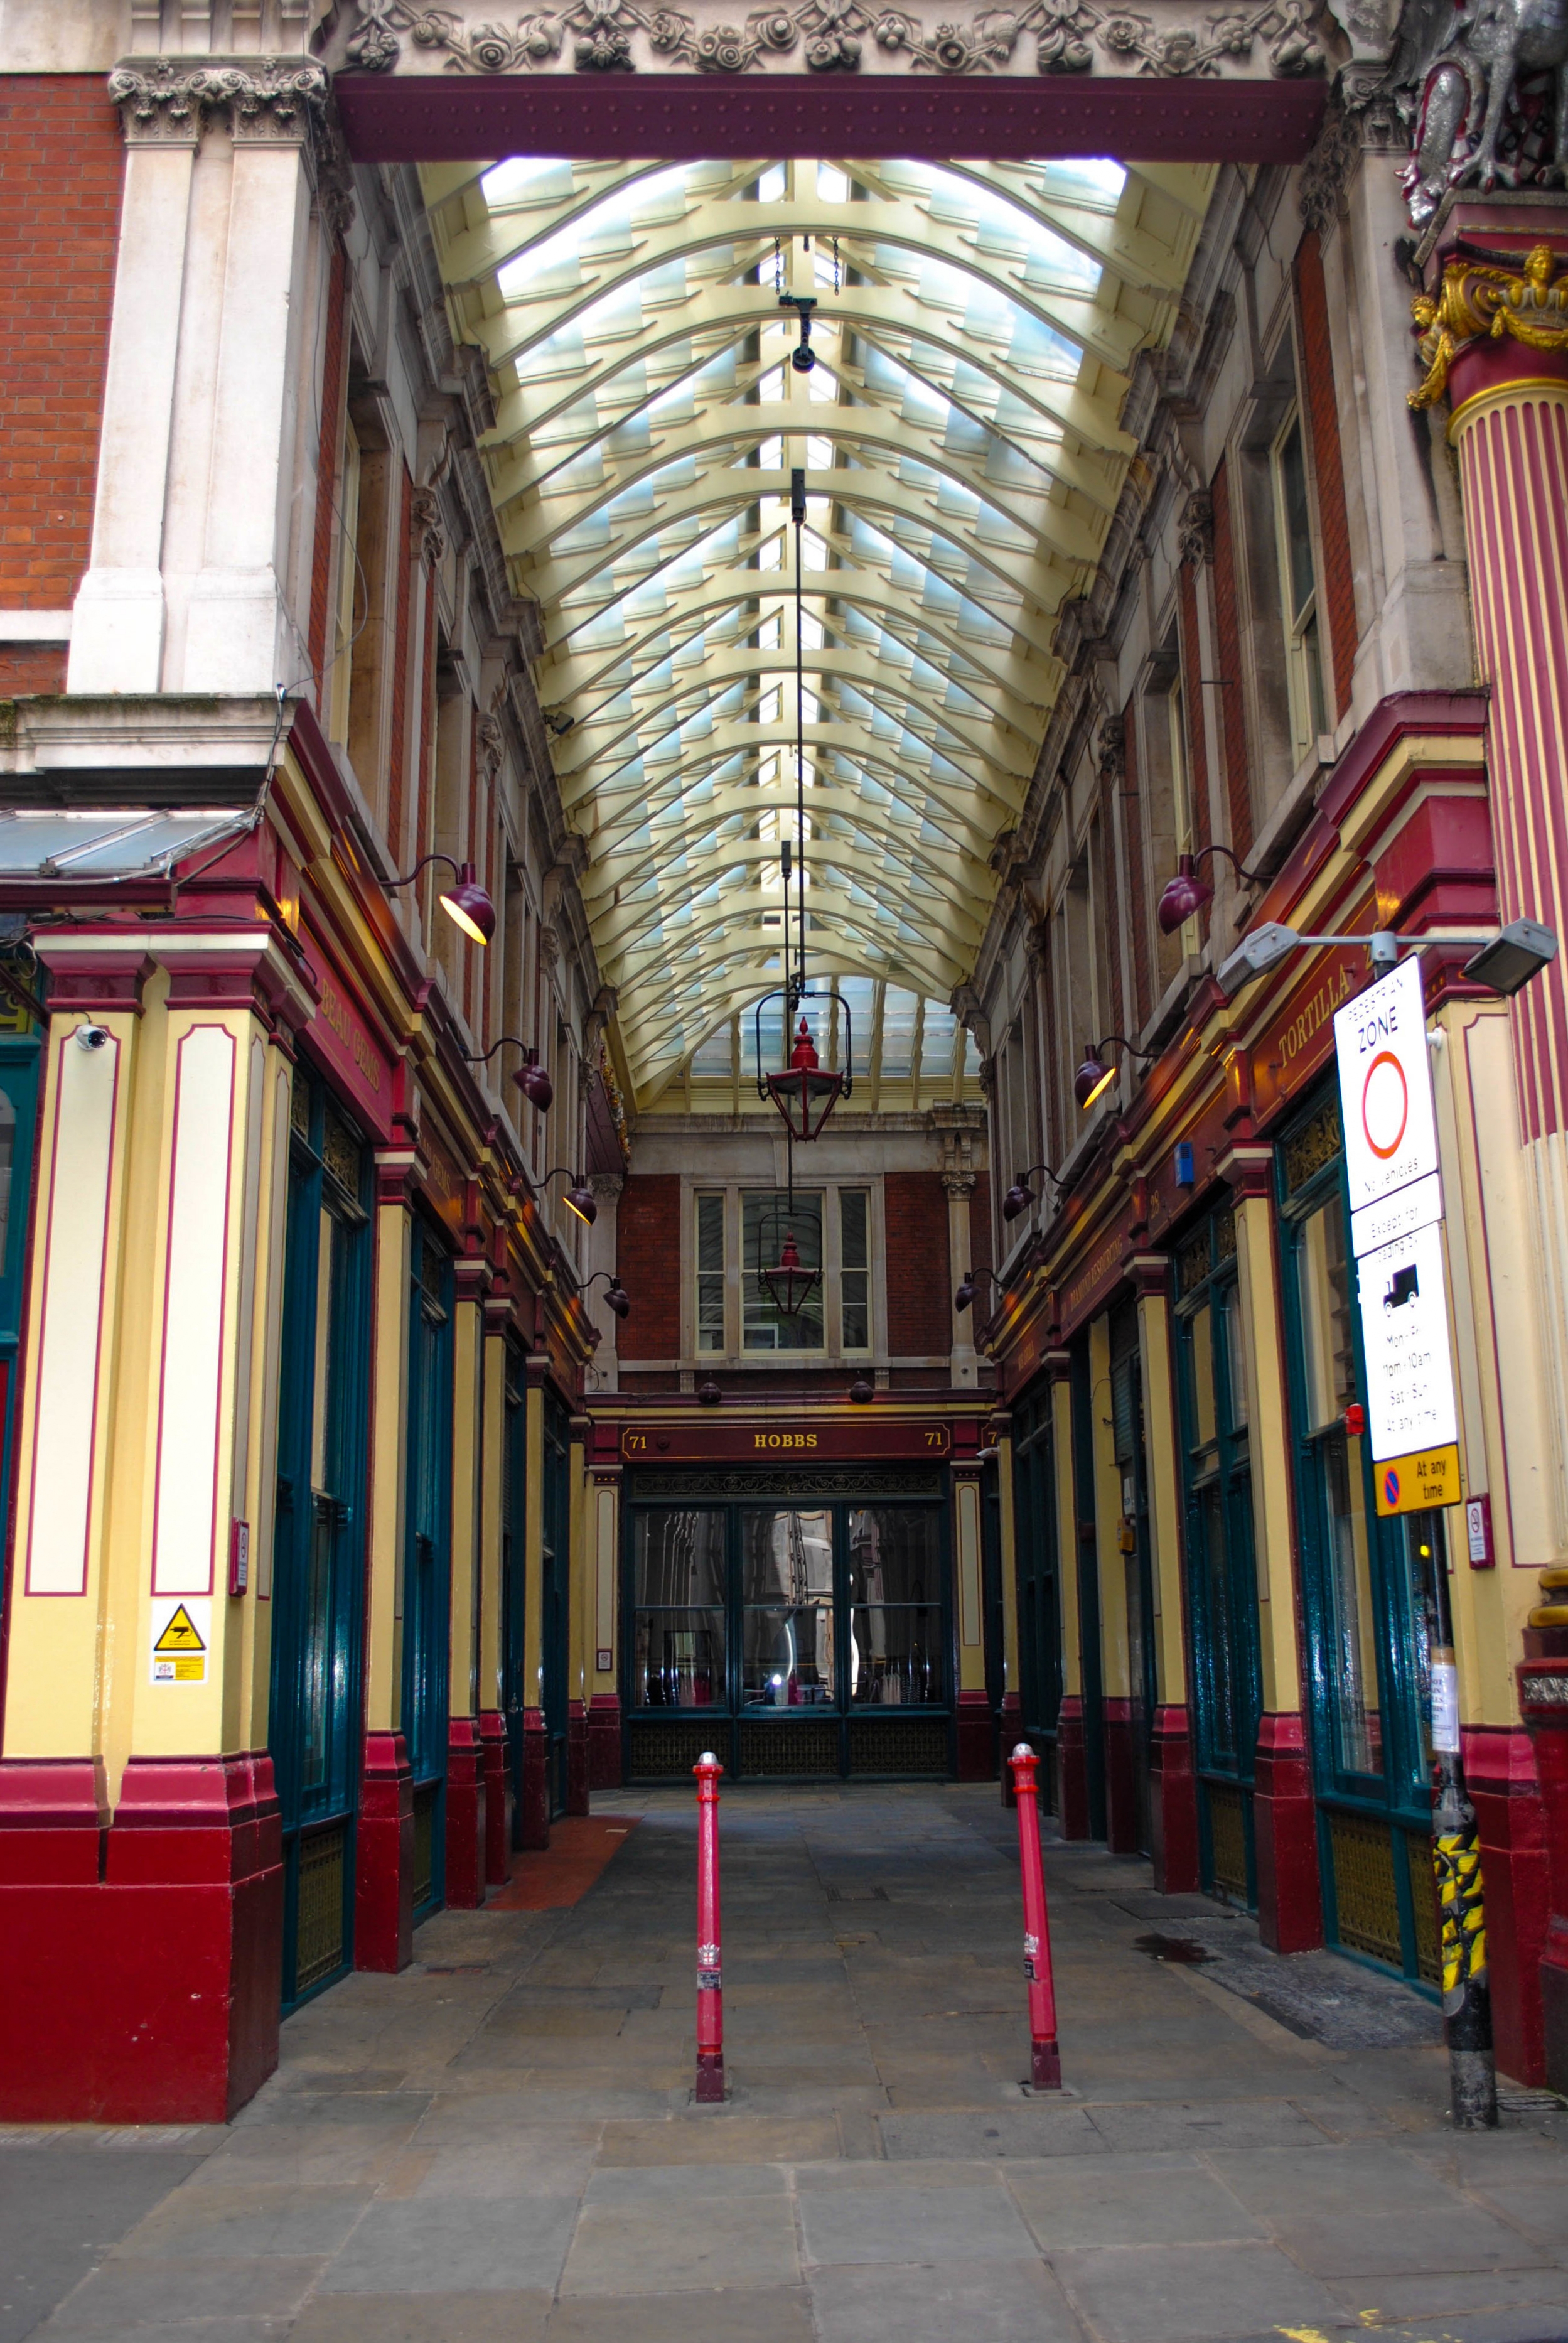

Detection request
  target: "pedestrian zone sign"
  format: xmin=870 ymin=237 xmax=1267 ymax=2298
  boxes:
xmin=1334 ymin=957 xmax=1463 ymax=1518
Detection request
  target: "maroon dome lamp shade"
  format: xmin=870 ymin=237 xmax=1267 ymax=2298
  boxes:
xmin=464 ymin=1035 xmax=553 ymax=1112
xmin=385 ymin=851 xmax=497 ymax=946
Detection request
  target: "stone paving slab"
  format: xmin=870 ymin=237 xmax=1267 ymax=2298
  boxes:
xmin=14 ymin=1785 xmax=1568 ymax=2343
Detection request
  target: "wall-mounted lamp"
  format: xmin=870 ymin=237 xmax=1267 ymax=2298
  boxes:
xmin=1002 ymin=1163 xmax=1063 ymax=1222
xmin=1214 ymin=918 xmax=1559 ymax=1005
xmin=538 ymin=1168 xmax=598 ymax=1225
xmin=1074 ymin=1036 xmax=1153 ymax=1111
xmin=385 ymin=852 xmax=496 ymax=945
xmin=1157 ymin=844 xmax=1262 ymax=934
xmin=954 ymin=1264 xmax=997 ymax=1313
xmin=582 ymin=1269 xmax=631 ymax=1318
xmin=466 ymin=1035 xmax=553 ymax=1111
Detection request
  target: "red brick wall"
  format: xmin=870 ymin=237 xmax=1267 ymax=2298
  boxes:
xmin=1295 ymin=230 xmax=1357 ymax=722
xmin=0 ymin=79 xmax=122 ymax=635
xmin=1210 ymin=456 xmax=1254 ymax=861
xmin=884 ymin=1172 xmax=951 ymax=1357
xmin=616 ymin=1175 xmax=682 ymax=1359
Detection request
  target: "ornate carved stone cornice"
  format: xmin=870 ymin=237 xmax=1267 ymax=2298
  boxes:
xmin=338 ymin=0 xmax=1327 ymax=78
xmin=1176 ymin=488 xmax=1213 ymax=567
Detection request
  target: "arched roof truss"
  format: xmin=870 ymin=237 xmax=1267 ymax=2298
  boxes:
xmin=423 ymin=153 xmax=1214 ymax=1105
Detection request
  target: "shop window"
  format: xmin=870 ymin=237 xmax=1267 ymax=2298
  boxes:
xmin=632 ymin=1509 xmax=726 ymax=1708
xmin=1279 ymin=1087 xmax=1446 ymax=1988
xmin=623 ymin=1494 xmax=950 ymax=1777
xmin=272 ymin=1073 xmax=370 ymax=2003
xmin=1271 ymin=411 xmax=1327 ymax=768
xmin=840 ymin=1188 xmax=870 ymax=1350
xmin=1175 ymin=1198 xmax=1262 ymax=1905
xmin=402 ymin=1219 xmax=453 ymax=1912
xmin=743 ymin=1190 xmax=824 ymax=1350
xmin=695 ymin=1192 xmax=726 ymax=1351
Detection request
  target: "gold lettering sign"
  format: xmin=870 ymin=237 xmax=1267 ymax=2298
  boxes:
xmin=318 ymin=977 xmax=382 ymax=1094
xmin=753 ymin=1431 xmax=820 ymax=1449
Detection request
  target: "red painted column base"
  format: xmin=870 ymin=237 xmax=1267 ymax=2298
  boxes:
xmin=478 ymin=1711 xmax=511 ymax=1890
xmin=1252 ymin=1711 xmax=1323 ymax=1954
xmin=520 ymin=1708 xmax=551 ymax=1850
xmin=999 ymin=1693 xmax=1023 ymax=1806
xmin=445 ymin=1718 xmax=486 ymax=1910
xmin=589 ymin=1692 xmax=623 ymax=1790
xmin=955 ymin=1689 xmax=996 ymax=1781
xmin=0 ymin=1753 xmax=282 ymax=2124
xmin=1464 ymin=1722 xmax=1547 ymax=2087
xmin=567 ymin=1698 xmax=590 ymax=1817
xmin=1031 ymin=2038 xmax=1062 ymax=2089
xmin=356 ymin=1730 xmax=413 ymax=1972
xmin=1056 ymin=1696 xmax=1090 ymax=1839
xmin=1101 ymin=1696 xmax=1139 ymax=1855
xmin=1150 ymin=1704 xmax=1200 ymax=1894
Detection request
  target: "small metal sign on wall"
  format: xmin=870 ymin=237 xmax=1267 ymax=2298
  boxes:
xmin=1333 ymin=956 xmax=1461 ymax=1518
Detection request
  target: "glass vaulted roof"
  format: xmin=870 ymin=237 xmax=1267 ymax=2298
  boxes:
xmin=423 ymin=156 xmax=1215 ymax=1108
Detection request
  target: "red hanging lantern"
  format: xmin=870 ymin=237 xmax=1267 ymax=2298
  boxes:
xmin=763 ymin=1015 xmax=845 ymax=1144
xmin=759 ymin=1227 xmax=820 ymax=1320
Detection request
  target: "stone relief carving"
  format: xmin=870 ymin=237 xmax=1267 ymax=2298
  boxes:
xmin=411 ymin=487 xmax=446 ymax=564
xmin=1176 ymin=489 xmax=1213 ymax=566
xmin=345 ymin=0 xmax=1324 ymax=73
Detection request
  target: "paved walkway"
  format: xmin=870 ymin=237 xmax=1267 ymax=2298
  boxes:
xmin=6 ymin=1784 xmax=1568 ymax=2343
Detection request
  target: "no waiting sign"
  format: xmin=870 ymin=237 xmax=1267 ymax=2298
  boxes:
xmin=1333 ymin=955 xmax=1440 ymax=1222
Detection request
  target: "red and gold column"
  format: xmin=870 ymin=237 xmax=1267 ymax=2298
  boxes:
xmin=1424 ymin=225 xmax=1568 ymax=2088
xmin=0 ymin=932 xmax=305 ymax=2121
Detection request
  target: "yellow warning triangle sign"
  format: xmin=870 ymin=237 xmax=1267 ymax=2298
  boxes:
xmin=154 ymin=1604 xmax=206 ymax=1654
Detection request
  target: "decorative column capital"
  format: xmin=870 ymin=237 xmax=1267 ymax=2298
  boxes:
xmin=109 ymin=56 xmax=329 ymax=143
xmin=940 ymin=1170 xmax=977 ymax=1200
xmin=1409 ymin=245 xmax=1568 ymax=422
xmin=1176 ymin=490 xmax=1213 ymax=569
xmin=589 ymin=1172 xmax=625 ymax=1202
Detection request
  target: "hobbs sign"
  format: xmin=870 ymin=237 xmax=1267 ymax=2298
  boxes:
xmin=1333 ymin=954 xmax=1460 ymax=1519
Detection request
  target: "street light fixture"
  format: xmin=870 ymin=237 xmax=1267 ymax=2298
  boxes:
xmin=582 ymin=1269 xmax=631 ymax=1318
xmin=1215 ymin=918 xmax=1560 ymax=1004
xmin=1074 ymin=1036 xmax=1154 ymax=1111
xmin=1157 ymin=844 xmax=1262 ymax=935
xmin=464 ymin=1034 xmax=554 ymax=1111
xmin=954 ymin=1264 xmax=997 ymax=1313
xmin=1002 ymin=1164 xmax=1064 ymax=1222
xmin=384 ymin=852 xmax=496 ymax=945
xmin=538 ymin=1168 xmax=598 ymax=1225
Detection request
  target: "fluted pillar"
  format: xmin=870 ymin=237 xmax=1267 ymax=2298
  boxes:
xmin=1442 ymin=242 xmax=1568 ymax=1544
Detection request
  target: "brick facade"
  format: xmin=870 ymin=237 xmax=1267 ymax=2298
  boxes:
xmin=616 ymin=1175 xmax=682 ymax=1358
xmin=0 ymin=78 xmax=121 ymax=614
xmin=884 ymin=1172 xmax=951 ymax=1357
xmin=1295 ymin=229 xmax=1358 ymax=723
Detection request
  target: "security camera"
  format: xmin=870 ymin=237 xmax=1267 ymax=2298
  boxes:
xmin=75 ymin=1024 xmax=110 ymax=1051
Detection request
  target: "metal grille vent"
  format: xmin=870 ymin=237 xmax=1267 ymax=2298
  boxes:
xmin=1328 ymin=1809 xmax=1402 ymax=1968
xmin=296 ymin=1825 xmax=347 ymax=1991
xmin=847 ymin=1717 xmax=950 ymax=1775
xmin=1405 ymin=1828 xmax=1442 ymax=1985
xmin=739 ymin=1720 xmax=840 ymax=1776
xmin=1206 ymin=1782 xmax=1249 ymax=1904
xmin=628 ymin=1720 xmax=717 ymax=1780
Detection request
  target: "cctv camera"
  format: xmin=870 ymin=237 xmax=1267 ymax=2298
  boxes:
xmin=75 ymin=1024 xmax=110 ymax=1052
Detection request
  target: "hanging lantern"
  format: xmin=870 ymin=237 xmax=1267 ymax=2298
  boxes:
xmin=763 ymin=1014 xmax=846 ymax=1144
xmin=759 ymin=1227 xmax=820 ymax=1320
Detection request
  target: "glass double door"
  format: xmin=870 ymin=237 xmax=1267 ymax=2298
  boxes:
xmin=629 ymin=1498 xmax=949 ymax=1776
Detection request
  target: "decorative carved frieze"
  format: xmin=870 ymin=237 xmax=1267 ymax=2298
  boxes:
xmin=343 ymin=0 xmax=1324 ymax=75
xmin=1096 ymin=712 xmax=1126 ymax=785
xmin=1409 ymin=242 xmax=1568 ymax=409
xmin=476 ymin=713 xmax=504 ymax=782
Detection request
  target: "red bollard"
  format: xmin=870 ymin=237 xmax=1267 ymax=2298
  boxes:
xmin=1010 ymin=1743 xmax=1061 ymax=2090
xmin=694 ymin=1750 xmax=725 ymax=2103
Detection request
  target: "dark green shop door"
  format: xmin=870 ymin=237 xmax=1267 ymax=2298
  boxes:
xmin=271 ymin=1072 xmax=370 ymax=2007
